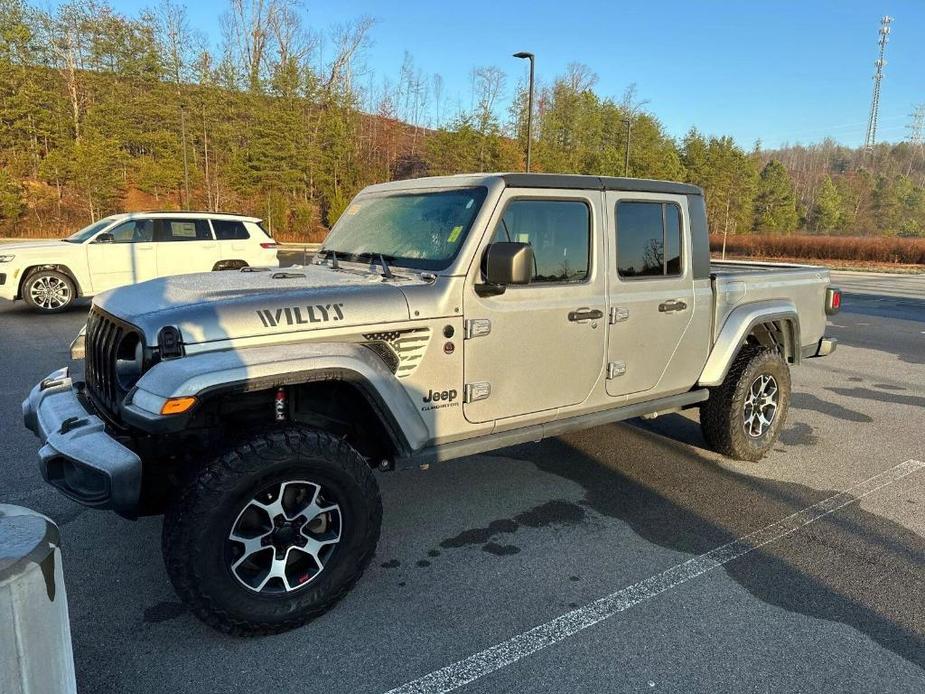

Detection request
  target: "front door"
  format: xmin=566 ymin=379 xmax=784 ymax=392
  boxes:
xmin=86 ymin=219 xmax=157 ymax=293
xmin=604 ymin=193 xmax=696 ymax=397
xmin=153 ymin=218 xmax=221 ymax=276
xmin=463 ymin=191 xmax=606 ymax=424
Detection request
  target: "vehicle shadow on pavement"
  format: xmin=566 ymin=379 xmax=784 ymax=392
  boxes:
xmin=488 ymin=422 xmax=925 ymax=670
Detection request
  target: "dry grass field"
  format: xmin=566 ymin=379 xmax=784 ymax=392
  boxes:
xmin=711 ymin=234 xmax=925 ymax=269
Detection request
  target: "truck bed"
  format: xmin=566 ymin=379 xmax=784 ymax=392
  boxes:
xmin=709 ymin=259 xmax=830 ymax=351
xmin=710 ymin=259 xmax=826 ymax=277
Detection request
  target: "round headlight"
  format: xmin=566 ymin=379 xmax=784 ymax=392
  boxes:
xmin=115 ymin=333 xmax=144 ymax=391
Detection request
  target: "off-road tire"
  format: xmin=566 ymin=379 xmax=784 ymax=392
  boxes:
xmin=162 ymin=427 xmax=381 ymax=636
xmin=700 ymin=346 xmax=791 ymax=461
xmin=22 ymin=269 xmax=76 ymax=313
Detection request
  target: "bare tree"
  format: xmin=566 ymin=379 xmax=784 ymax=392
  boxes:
xmin=38 ymin=2 xmax=93 ymax=140
xmin=620 ymin=82 xmax=650 ymax=117
xmin=156 ymin=0 xmax=193 ymax=87
xmin=431 ymin=73 xmax=444 ymax=128
xmin=471 ymin=66 xmax=505 ymax=134
xmin=268 ymin=1 xmax=315 ymax=96
xmin=564 ymin=62 xmax=598 ymax=93
xmin=223 ymin=0 xmax=279 ymax=92
xmin=322 ymin=16 xmax=374 ymax=98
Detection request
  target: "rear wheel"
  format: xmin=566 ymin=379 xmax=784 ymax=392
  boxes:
xmin=162 ymin=427 xmax=381 ymax=635
xmin=700 ymin=346 xmax=791 ymax=461
xmin=22 ymin=270 xmax=76 ymax=313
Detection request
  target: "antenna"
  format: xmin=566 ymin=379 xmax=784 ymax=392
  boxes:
xmin=864 ymin=16 xmax=893 ymax=151
xmin=907 ymin=104 xmax=925 ymax=147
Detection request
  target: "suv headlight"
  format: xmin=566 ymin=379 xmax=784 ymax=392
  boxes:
xmin=0 ymin=254 xmax=14 ymax=263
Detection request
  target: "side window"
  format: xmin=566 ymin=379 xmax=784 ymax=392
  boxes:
xmin=616 ymin=201 xmax=683 ymax=278
xmin=155 ymin=219 xmax=213 ymax=242
xmin=490 ymin=199 xmax=590 ymax=283
xmin=106 ymin=220 xmax=154 ymax=244
xmin=212 ymin=220 xmax=250 ymax=240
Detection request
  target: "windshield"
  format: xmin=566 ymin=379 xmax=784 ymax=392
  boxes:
xmin=63 ymin=218 xmax=114 ymax=243
xmin=320 ymin=187 xmax=488 ymax=271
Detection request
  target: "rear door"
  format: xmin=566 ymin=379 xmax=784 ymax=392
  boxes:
xmin=463 ymin=190 xmax=606 ymax=423
xmin=211 ymin=218 xmax=251 ymax=261
xmin=153 ymin=218 xmax=221 ymax=277
xmin=604 ymin=193 xmax=697 ymax=397
xmin=86 ymin=219 xmax=157 ymax=292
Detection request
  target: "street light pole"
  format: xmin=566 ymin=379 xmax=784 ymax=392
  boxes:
xmin=513 ymin=51 xmax=535 ymax=172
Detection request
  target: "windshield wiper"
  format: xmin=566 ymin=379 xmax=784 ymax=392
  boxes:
xmin=317 ymin=248 xmax=341 ymax=269
xmin=319 ymin=250 xmax=397 ymax=278
xmin=377 ymin=254 xmax=394 ymax=279
xmin=350 ymin=252 xmax=396 ymax=279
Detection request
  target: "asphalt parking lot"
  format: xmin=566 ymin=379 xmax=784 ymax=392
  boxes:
xmin=1 ymin=270 xmax=923 ymax=693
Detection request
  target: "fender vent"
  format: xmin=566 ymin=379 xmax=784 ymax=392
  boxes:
xmin=362 ymin=329 xmax=431 ymax=378
xmin=363 ymin=342 xmax=400 ymax=373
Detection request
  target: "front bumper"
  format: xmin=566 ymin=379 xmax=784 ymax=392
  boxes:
xmin=0 ymin=271 xmax=16 ymax=301
xmin=22 ymin=368 xmax=142 ymax=514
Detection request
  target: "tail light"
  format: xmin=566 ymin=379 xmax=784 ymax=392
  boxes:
xmin=825 ymin=287 xmax=842 ymax=315
xmin=260 ymin=242 xmax=278 ymax=249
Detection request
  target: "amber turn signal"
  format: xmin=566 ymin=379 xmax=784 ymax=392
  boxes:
xmin=160 ymin=396 xmax=197 ymax=415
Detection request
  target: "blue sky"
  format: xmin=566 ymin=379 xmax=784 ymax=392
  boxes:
xmin=104 ymin=0 xmax=924 ymax=149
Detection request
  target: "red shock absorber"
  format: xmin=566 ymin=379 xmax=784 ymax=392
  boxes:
xmin=274 ymin=387 xmax=287 ymax=421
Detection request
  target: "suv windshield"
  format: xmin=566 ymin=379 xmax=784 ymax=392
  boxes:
xmin=63 ymin=218 xmax=115 ymax=243
xmin=320 ymin=187 xmax=487 ymax=271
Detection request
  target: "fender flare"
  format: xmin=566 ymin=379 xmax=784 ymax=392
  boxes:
xmin=19 ymin=264 xmax=83 ymax=299
xmin=698 ymin=299 xmax=800 ymax=387
xmin=122 ymin=342 xmax=429 ymax=454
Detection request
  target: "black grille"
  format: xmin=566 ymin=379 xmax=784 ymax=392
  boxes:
xmin=84 ymin=307 xmax=141 ymax=416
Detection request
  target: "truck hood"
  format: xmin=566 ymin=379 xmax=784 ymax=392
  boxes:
xmin=94 ymin=264 xmax=420 ymax=345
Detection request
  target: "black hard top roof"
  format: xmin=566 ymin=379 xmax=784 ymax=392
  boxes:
xmin=500 ymin=173 xmax=703 ymax=196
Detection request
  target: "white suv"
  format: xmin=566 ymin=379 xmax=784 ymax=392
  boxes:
xmin=0 ymin=212 xmax=280 ymax=313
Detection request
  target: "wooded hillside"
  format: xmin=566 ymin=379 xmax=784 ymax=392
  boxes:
xmin=1 ymin=0 xmax=924 ymax=241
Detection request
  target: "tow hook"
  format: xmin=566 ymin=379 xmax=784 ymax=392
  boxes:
xmin=274 ymin=387 xmax=287 ymax=422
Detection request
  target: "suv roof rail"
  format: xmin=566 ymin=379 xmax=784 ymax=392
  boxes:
xmin=130 ymin=210 xmax=261 ymax=219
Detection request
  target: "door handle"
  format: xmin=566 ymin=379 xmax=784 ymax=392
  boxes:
xmin=568 ymin=308 xmax=604 ymax=322
xmin=658 ymin=300 xmax=688 ymax=313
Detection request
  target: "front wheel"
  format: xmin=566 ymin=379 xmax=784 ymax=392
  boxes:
xmin=162 ymin=427 xmax=382 ymax=635
xmin=700 ymin=346 xmax=791 ymax=461
xmin=22 ymin=270 xmax=76 ymax=313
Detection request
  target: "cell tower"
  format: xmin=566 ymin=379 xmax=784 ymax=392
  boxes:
xmin=864 ymin=16 xmax=893 ymax=150
xmin=908 ymin=104 xmax=925 ymax=146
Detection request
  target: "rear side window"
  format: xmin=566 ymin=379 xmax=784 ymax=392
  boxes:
xmin=616 ymin=201 xmax=683 ymax=278
xmin=491 ymin=199 xmax=590 ymax=283
xmin=155 ymin=219 xmax=213 ymax=242
xmin=212 ymin=220 xmax=250 ymax=240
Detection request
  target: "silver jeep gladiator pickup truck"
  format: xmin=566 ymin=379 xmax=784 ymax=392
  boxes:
xmin=23 ymin=173 xmax=840 ymax=634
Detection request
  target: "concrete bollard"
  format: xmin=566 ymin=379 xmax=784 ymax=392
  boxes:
xmin=0 ymin=504 xmax=77 ymax=694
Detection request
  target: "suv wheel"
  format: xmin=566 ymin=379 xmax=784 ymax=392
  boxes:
xmin=23 ymin=270 xmax=76 ymax=313
xmin=162 ymin=427 xmax=382 ymax=635
xmin=699 ymin=346 xmax=791 ymax=461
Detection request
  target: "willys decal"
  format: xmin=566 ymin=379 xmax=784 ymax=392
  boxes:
xmin=257 ymin=303 xmax=345 ymax=328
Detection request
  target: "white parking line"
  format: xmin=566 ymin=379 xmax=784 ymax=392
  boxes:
xmin=385 ymin=459 xmax=925 ymax=694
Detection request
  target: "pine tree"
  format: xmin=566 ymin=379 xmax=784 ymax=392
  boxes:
xmin=809 ymin=176 xmax=842 ymax=232
xmin=754 ymin=160 xmax=799 ymax=232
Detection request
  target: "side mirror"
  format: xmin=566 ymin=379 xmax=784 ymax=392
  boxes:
xmin=476 ymin=242 xmax=533 ymax=297
xmin=94 ymin=232 xmax=114 ymax=244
